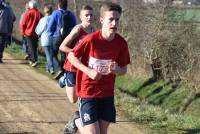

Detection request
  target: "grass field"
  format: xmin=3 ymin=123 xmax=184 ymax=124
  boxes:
xmin=115 ymin=75 xmax=200 ymax=134
xmin=174 ymin=8 xmax=200 ymax=22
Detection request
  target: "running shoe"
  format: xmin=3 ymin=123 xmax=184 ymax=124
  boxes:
xmin=64 ymin=111 xmax=79 ymax=134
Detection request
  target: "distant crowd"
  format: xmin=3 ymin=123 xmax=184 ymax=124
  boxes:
xmin=19 ymin=0 xmax=77 ymax=80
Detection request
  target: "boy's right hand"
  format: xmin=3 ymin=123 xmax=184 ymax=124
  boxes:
xmin=88 ymin=69 xmax=102 ymax=80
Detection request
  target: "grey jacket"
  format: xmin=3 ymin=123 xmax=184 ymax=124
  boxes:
xmin=0 ymin=4 xmax=15 ymax=34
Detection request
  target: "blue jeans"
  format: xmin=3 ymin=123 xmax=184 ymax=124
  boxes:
xmin=0 ymin=34 xmax=7 ymax=59
xmin=22 ymin=36 xmax=28 ymax=55
xmin=43 ymin=46 xmax=54 ymax=71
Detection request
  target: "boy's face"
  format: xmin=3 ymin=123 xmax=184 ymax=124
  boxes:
xmin=25 ymin=3 xmax=29 ymax=10
xmin=80 ymin=10 xmax=93 ymax=25
xmin=100 ymin=10 xmax=121 ymax=35
xmin=44 ymin=7 xmax=48 ymax=14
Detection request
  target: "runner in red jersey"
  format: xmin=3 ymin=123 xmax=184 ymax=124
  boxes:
xmin=63 ymin=25 xmax=94 ymax=72
xmin=59 ymin=5 xmax=95 ymax=104
xmin=66 ymin=2 xmax=130 ymax=134
xmin=74 ymin=30 xmax=129 ymax=98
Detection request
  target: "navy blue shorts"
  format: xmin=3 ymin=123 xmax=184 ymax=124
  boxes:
xmin=65 ymin=71 xmax=76 ymax=87
xmin=79 ymin=97 xmax=116 ymax=126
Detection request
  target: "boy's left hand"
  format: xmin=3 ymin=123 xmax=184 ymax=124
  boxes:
xmin=109 ymin=61 xmax=118 ymax=74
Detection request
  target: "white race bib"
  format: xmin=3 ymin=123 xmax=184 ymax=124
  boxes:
xmin=88 ymin=57 xmax=112 ymax=75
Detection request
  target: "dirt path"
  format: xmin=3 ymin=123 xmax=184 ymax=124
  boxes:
xmin=0 ymin=53 xmax=148 ymax=134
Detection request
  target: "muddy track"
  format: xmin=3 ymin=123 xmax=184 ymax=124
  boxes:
xmin=0 ymin=53 xmax=147 ymax=134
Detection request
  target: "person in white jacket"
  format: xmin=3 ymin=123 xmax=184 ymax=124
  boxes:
xmin=35 ymin=4 xmax=54 ymax=74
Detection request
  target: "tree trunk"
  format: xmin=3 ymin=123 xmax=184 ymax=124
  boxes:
xmin=73 ymin=0 xmax=78 ymax=17
xmin=151 ymin=58 xmax=163 ymax=81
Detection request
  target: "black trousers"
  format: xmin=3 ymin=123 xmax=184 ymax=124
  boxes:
xmin=52 ymin=36 xmax=65 ymax=71
xmin=0 ymin=34 xmax=7 ymax=59
xmin=25 ymin=36 xmax=38 ymax=63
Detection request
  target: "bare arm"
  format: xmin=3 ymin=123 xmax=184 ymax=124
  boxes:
xmin=68 ymin=52 xmax=102 ymax=80
xmin=113 ymin=66 xmax=127 ymax=76
xmin=59 ymin=26 xmax=80 ymax=53
xmin=110 ymin=62 xmax=128 ymax=76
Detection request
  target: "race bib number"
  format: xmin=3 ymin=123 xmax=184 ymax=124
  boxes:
xmin=88 ymin=57 xmax=112 ymax=75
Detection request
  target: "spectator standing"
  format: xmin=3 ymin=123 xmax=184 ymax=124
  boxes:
xmin=0 ymin=0 xmax=15 ymax=63
xmin=35 ymin=4 xmax=54 ymax=74
xmin=20 ymin=0 xmax=43 ymax=67
xmin=19 ymin=2 xmax=29 ymax=60
xmin=47 ymin=0 xmax=76 ymax=79
xmin=3 ymin=1 xmax=15 ymax=47
xmin=65 ymin=2 xmax=130 ymax=134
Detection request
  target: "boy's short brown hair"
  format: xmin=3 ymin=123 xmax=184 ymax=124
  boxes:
xmin=44 ymin=4 xmax=53 ymax=15
xmin=58 ymin=0 xmax=68 ymax=10
xmin=100 ymin=2 xmax=122 ymax=17
xmin=81 ymin=5 xmax=93 ymax=11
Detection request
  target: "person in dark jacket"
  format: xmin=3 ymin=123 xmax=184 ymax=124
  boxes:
xmin=0 ymin=0 xmax=15 ymax=63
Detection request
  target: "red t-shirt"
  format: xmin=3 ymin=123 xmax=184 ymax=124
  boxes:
xmin=20 ymin=8 xmax=43 ymax=37
xmin=63 ymin=26 xmax=88 ymax=72
xmin=72 ymin=30 xmax=130 ymax=98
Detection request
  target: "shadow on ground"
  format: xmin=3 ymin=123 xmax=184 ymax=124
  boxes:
xmin=179 ymin=128 xmax=200 ymax=134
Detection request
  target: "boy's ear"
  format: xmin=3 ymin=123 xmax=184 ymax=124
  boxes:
xmin=99 ymin=17 xmax=103 ymax=24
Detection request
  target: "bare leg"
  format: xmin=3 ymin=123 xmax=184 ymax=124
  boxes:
xmin=65 ymin=86 xmax=77 ymax=103
xmin=75 ymin=118 xmax=84 ymax=134
xmin=75 ymin=119 xmax=100 ymax=134
xmin=83 ymin=121 xmax=100 ymax=134
xmin=99 ymin=120 xmax=110 ymax=134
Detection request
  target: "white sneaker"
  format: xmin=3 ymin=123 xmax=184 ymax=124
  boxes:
xmin=31 ymin=62 xmax=38 ymax=67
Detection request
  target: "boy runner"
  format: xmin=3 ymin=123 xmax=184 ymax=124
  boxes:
xmin=65 ymin=2 xmax=130 ymax=134
xmin=59 ymin=5 xmax=95 ymax=103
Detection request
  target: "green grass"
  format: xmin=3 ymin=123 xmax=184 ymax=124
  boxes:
xmin=115 ymin=75 xmax=200 ymax=134
xmin=4 ymin=43 xmax=54 ymax=78
xmin=171 ymin=8 xmax=200 ymax=31
xmin=115 ymin=76 xmax=144 ymax=94
xmin=171 ymin=8 xmax=200 ymax=22
xmin=4 ymin=43 xmax=25 ymax=58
